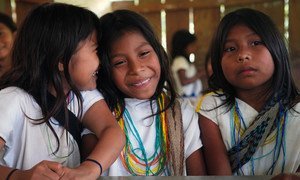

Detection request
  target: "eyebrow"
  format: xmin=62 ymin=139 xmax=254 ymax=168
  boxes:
xmin=111 ymin=41 xmax=151 ymax=59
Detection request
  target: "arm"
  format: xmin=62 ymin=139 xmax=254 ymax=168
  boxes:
xmin=199 ymin=114 xmax=232 ymax=175
xmin=177 ymin=69 xmax=201 ymax=86
xmin=81 ymin=133 xmax=98 ymax=160
xmin=186 ymin=148 xmax=207 ymax=175
xmin=61 ymin=99 xmax=125 ymax=179
xmin=0 ymin=138 xmax=64 ymax=179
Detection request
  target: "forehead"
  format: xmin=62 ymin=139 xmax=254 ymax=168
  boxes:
xmin=111 ymin=30 xmax=147 ymax=49
xmin=227 ymin=24 xmax=255 ymax=36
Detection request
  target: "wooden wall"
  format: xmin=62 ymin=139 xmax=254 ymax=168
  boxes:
xmin=1 ymin=0 xmax=300 ymax=87
xmin=111 ymin=0 xmax=300 ymax=88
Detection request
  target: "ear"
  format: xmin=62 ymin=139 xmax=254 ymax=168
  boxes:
xmin=58 ymin=62 xmax=64 ymax=72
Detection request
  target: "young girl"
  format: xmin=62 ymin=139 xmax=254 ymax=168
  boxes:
xmin=95 ymin=9 xmax=206 ymax=176
xmin=0 ymin=12 xmax=16 ymax=78
xmin=171 ymin=29 xmax=203 ymax=106
xmin=0 ymin=3 xmax=124 ymax=179
xmin=197 ymin=8 xmax=300 ymax=176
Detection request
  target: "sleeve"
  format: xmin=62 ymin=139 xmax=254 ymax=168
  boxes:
xmin=197 ymin=93 xmax=220 ymax=125
xmin=0 ymin=88 xmax=25 ymax=148
xmin=80 ymin=89 xmax=104 ymax=136
xmin=172 ymin=56 xmax=189 ymax=72
xmin=80 ymin=89 xmax=104 ymax=117
xmin=181 ymin=99 xmax=202 ymax=159
xmin=81 ymin=128 xmax=93 ymax=136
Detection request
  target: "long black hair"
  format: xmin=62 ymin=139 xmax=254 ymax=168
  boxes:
xmin=97 ymin=9 xmax=176 ymax=118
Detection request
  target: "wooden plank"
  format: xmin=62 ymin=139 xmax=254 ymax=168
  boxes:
xmin=289 ymin=0 xmax=300 ymax=61
xmin=112 ymin=0 xmax=277 ymax=13
xmin=139 ymin=0 xmax=161 ymax=5
xmin=225 ymin=1 xmax=284 ymax=33
xmin=0 ymin=0 xmax=12 ymax=16
xmin=141 ymin=12 xmax=162 ymax=43
xmin=165 ymin=9 xmax=189 ymax=53
xmin=15 ymin=0 xmax=52 ymax=25
xmin=194 ymin=7 xmax=220 ymax=67
xmin=16 ymin=0 xmax=51 ymax=4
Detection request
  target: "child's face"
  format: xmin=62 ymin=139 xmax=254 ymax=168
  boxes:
xmin=221 ymin=24 xmax=274 ymax=93
xmin=68 ymin=31 xmax=99 ymax=91
xmin=110 ymin=31 xmax=161 ymax=99
xmin=0 ymin=23 xmax=14 ymax=77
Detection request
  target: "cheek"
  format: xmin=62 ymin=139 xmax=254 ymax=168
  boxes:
xmin=112 ymin=70 xmax=124 ymax=88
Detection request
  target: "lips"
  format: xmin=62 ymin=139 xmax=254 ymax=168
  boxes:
xmin=238 ymin=66 xmax=257 ymax=75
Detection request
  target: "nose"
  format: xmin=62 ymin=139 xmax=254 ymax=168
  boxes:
xmin=128 ymin=59 xmax=144 ymax=74
xmin=237 ymin=49 xmax=250 ymax=63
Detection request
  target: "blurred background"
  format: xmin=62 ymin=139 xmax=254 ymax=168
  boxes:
xmin=1 ymin=0 xmax=300 ymax=88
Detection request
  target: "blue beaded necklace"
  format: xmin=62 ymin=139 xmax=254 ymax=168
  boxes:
xmin=230 ymin=100 xmax=287 ymax=175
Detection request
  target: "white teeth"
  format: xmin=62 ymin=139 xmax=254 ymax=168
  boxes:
xmin=133 ymin=78 xmax=150 ymax=86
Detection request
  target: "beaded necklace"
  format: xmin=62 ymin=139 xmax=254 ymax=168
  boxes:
xmin=116 ymin=94 xmax=169 ymax=175
xmin=230 ymin=100 xmax=287 ymax=175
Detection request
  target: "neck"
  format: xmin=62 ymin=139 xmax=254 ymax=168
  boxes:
xmin=236 ymin=87 xmax=272 ymax=112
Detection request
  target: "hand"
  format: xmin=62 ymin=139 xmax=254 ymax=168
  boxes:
xmin=16 ymin=160 xmax=64 ymax=180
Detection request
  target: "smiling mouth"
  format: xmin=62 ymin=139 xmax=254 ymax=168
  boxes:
xmin=131 ymin=78 xmax=151 ymax=87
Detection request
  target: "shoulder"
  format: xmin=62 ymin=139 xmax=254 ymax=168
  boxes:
xmin=80 ymin=89 xmax=104 ymax=115
xmin=81 ymin=89 xmax=103 ymax=101
xmin=196 ymin=91 xmax=225 ymax=111
xmin=172 ymin=56 xmax=189 ymax=69
xmin=0 ymin=87 xmax=36 ymax=126
xmin=0 ymin=87 xmax=34 ymax=108
xmin=0 ymin=86 xmax=28 ymax=98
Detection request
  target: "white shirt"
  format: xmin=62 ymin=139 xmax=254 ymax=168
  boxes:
xmin=0 ymin=87 xmax=102 ymax=170
xmin=198 ymin=93 xmax=300 ymax=175
xmin=171 ymin=56 xmax=202 ymax=97
xmin=103 ymin=97 xmax=202 ymax=176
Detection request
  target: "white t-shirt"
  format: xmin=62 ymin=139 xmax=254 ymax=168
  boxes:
xmin=0 ymin=87 xmax=102 ymax=170
xmin=103 ymin=97 xmax=202 ymax=176
xmin=198 ymin=93 xmax=300 ymax=175
xmin=171 ymin=56 xmax=202 ymax=97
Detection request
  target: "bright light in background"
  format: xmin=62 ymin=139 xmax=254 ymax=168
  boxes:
xmin=284 ymin=0 xmax=289 ymax=41
xmin=10 ymin=0 xmax=17 ymax=22
xmin=54 ymin=0 xmax=111 ymax=16
xmin=161 ymin=10 xmax=167 ymax=50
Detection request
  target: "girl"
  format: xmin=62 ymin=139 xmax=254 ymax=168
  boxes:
xmin=0 ymin=12 xmax=16 ymax=78
xmin=171 ymin=30 xmax=203 ymax=106
xmin=197 ymin=8 xmax=300 ymax=175
xmin=96 ymin=10 xmax=206 ymax=176
xmin=0 ymin=3 xmax=124 ymax=179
